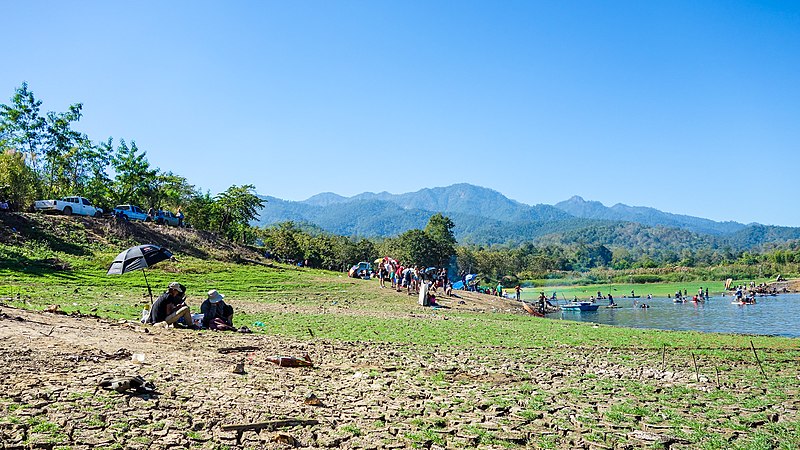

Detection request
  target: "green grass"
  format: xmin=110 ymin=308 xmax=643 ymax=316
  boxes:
xmin=339 ymin=424 xmax=362 ymax=437
xmin=5 ymin=246 xmax=796 ymax=352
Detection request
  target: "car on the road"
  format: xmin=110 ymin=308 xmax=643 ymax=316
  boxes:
xmin=34 ymin=196 xmax=103 ymax=217
xmin=155 ymin=210 xmax=180 ymax=226
xmin=113 ymin=204 xmax=151 ymax=222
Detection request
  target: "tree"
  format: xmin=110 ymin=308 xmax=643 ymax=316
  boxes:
xmin=0 ymin=82 xmax=46 ymax=173
xmin=212 ymin=184 xmax=265 ymax=242
xmin=0 ymin=147 xmax=38 ymax=210
xmin=394 ymin=229 xmax=439 ymax=267
xmin=184 ymin=192 xmax=215 ymax=230
xmin=81 ymin=138 xmax=115 ymax=209
xmin=424 ymin=213 xmax=457 ymax=266
xmin=110 ymin=139 xmax=157 ymax=206
xmin=264 ymin=221 xmax=302 ymax=262
xmin=43 ymin=103 xmax=88 ymax=196
xmin=149 ymin=173 xmax=197 ymax=211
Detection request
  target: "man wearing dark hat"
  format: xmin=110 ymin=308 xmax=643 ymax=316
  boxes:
xmin=146 ymin=281 xmax=193 ymax=327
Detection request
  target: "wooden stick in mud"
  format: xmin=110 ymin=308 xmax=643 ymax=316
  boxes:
xmin=217 ymin=346 xmax=261 ymax=354
xmin=221 ymin=419 xmax=319 ymax=432
xmin=750 ymin=340 xmax=766 ymax=379
xmin=661 ymin=345 xmax=666 ymax=371
xmin=691 ymin=352 xmax=699 ymax=382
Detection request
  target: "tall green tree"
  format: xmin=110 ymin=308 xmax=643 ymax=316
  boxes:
xmin=212 ymin=184 xmax=265 ymax=242
xmin=264 ymin=221 xmax=303 ymax=262
xmin=184 ymin=192 xmax=215 ymax=230
xmin=392 ymin=229 xmax=439 ymax=267
xmin=43 ymin=103 xmax=87 ymax=197
xmin=149 ymin=173 xmax=197 ymax=211
xmin=0 ymin=147 xmax=38 ymax=210
xmin=0 ymin=82 xmax=46 ymax=174
xmin=110 ymin=139 xmax=157 ymax=206
xmin=81 ymin=138 xmax=115 ymax=209
xmin=424 ymin=213 xmax=457 ymax=266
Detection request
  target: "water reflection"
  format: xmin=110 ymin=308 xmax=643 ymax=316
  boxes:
xmin=546 ymin=293 xmax=800 ymax=337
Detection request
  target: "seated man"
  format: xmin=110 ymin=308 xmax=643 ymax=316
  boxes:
xmin=146 ymin=281 xmax=193 ymax=328
xmin=201 ymin=289 xmax=235 ymax=331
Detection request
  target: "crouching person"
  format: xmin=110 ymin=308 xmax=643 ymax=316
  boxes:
xmin=146 ymin=282 xmax=194 ymax=328
xmin=201 ymin=289 xmax=236 ymax=331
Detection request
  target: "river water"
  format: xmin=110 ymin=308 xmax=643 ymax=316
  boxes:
xmin=546 ymin=293 xmax=800 ymax=338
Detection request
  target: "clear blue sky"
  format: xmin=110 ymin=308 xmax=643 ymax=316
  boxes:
xmin=3 ymin=1 xmax=799 ymax=226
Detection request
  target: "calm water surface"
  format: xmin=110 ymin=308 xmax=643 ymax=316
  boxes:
xmin=546 ymin=293 xmax=800 ymax=338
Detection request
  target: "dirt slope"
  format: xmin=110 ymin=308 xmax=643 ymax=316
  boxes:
xmin=0 ymin=212 xmax=264 ymax=262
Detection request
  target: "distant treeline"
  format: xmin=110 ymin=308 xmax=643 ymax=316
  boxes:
xmin=259 ymin=219 xmax=800 ymax=284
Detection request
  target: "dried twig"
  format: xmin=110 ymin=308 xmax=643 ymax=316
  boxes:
xmin=217 ymin=346 xmax=260 ymax=354
xmin=750 ymin=340 xmax=767 ymax=379
xmin=221 ymin=419 xmax=319 ymax=432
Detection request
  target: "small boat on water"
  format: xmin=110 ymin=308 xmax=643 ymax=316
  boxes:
xmin=562 ymin=302 xmax=600 ymax=311
xmin=522 ymin=301 xmax=545 ymax=317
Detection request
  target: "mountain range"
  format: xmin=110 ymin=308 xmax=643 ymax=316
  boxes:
xmin=254 ymin=183 xmax=800 ymax=251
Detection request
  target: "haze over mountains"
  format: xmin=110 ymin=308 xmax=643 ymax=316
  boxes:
xmin=254 ymin=183 xmax=800 ymax=251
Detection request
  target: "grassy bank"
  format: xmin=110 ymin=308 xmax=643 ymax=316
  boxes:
xmin=1 ymin=250 xmax=796 ymax=350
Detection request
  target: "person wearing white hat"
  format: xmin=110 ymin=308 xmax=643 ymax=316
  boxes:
xmin=200 ymin=289 xmax=235 ymax=331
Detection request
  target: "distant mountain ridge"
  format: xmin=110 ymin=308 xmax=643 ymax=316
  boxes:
xmin=253 ymin=184 xmax=800 ymax=250
xmin=554 ymin=195 xmax=746 ymax=235
xmin=301 ymin=183 xmax=570 ymax=223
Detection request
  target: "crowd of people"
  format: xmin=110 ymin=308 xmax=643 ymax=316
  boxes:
xmin=373 ymin=258 xmax=453 ymax=305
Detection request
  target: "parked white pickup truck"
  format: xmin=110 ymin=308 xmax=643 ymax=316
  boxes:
xmin=34 ymin=196 xmax=103 ymax=217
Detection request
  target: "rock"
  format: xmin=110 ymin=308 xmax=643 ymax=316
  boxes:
xmin=271 ymin=432 xmax=297 ymax=446
xmin=304 ymin=393 xmax=323 ymax=406
xmin=316 ymin=434 xmax=345 ymax=447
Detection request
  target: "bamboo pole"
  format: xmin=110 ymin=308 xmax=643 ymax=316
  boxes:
xmin=750 ymin=340 xmax=767 ymax=379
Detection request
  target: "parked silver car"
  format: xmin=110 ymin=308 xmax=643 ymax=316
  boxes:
xmin=155 ymin=210 xmax=180 ymax=226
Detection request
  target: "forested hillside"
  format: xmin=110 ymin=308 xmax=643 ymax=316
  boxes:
xmin=253 ymin=184 xmax=800 ymax=255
